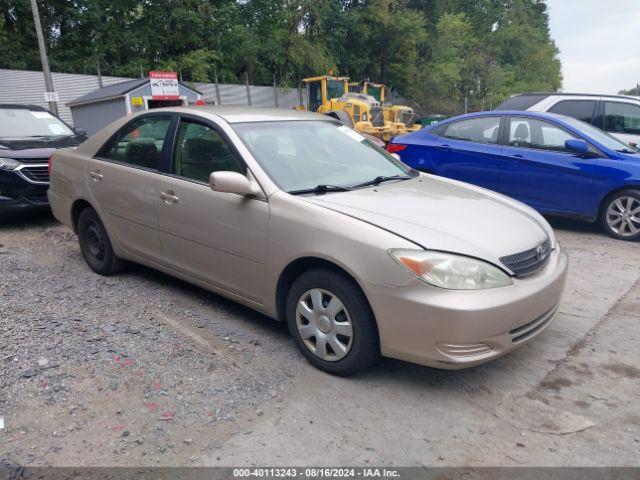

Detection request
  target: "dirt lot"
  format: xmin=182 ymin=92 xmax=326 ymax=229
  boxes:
xmin=1 ymin=212 xmax=639 ymax=467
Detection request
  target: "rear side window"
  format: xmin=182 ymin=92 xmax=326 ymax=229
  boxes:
xmin=508 ymin=117 xmax=577 ymax=152
xmin=97 ymin=115 xmax=172 ymax=170
xmin=441 ymin=117 xmax=501 ymax=144
xmin=603 ymin=102 xmax=640 ymax=135
xmin=548 ymin=100 xmax=596 ymax=124
xmin=172 ymin=120 xmax=246 ymax=183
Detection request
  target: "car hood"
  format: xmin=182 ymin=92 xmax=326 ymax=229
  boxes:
xmin=0 ymin=136 xmax=83 ymax=159
xmin=305 ymin=175 xmax=552 ymax=270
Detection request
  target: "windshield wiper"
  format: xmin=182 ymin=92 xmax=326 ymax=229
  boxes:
xmin=289 ymin=184 xmax=353 ymax=195
xmin=351 ymin=174 xmax=413 ymax=189
xmin=616 ymin=148 xmax=638 ymax=154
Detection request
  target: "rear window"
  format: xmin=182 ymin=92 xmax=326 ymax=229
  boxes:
xmin=495 ymin=94 xmax=547 ymax=111
xmin=440 ymin=116 xmax=501 ymax=144
xmin=548 ymin=100 xmax=596 ymax=124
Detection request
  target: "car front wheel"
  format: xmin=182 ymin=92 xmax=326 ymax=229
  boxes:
xmin=600 ymin=189 xmax=640 ymax=241
xmin=286 ymin=269 xmax=380 ymax=375
xmin=77 ymin=207 xmax=125 ymax=275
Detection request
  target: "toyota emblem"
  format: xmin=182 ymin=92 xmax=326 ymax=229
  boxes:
xmin=536 ymin=243 xmax=548 ymax=261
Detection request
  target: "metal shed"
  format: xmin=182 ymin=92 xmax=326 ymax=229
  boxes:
xmin=68 ymin=73 xmax=203 ymax=135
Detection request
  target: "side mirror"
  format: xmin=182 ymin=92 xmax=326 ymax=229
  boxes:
xmin=210 ymin=171 xmax=261 ymax=197
xmin=74 ymin=127 xmax=87 ymax=136
xmin=565 ymin=139 xmax=590 ymax=155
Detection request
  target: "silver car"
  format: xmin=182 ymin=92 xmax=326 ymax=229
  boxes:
xmin=48 ymin=107 xmax=568 ymax=375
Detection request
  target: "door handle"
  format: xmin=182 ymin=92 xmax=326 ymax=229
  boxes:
xmin=160 ymin=191 xmax=179 ymax=204
xmin=89 ymin=170 xmax=103 ymax=181
xmin=509 ymin=154 xmax=525 ymax=162
xmin=436 ymin=144 xmax=451 ymax=151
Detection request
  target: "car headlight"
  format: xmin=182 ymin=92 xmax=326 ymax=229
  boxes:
xmin=389 ymin=249 xmax=512 ymax=290
xmin=0 ymin=157 xmax=21 ymax=170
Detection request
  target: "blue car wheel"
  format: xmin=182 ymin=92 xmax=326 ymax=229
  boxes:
xmin=600 ymin=189 xmax=640 ymax=241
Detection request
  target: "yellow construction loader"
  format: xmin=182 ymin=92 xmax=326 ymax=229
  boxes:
xmin=297 ymin=74 xmax=393 ymax=142
xmin=360 ymin=81 xmax=422 ymax=137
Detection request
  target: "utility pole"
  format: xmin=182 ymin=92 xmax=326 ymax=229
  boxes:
xmin=96 ymin=59 xmax=103 ymax=88
xmin=30 ymin=0 xmax=58 ymax=115
xmin=213 ymin=66 xmax=221 ymax=105
xmin=273 ymin=73 xmax=279 ymax=108
xmin=245 ymin=71 xmax=252 ymax=106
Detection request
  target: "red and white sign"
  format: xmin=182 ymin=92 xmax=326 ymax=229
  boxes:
xmin=149 ymin=71 xmax=180 ymax=100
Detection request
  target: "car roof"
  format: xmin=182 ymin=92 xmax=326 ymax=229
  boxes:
xmin=150 ymin=105 xmax=330 ymax=124
xmin=515 ymin=92 xmax=640 ymax=100
xmin=438 ymin=110 xmax=572 ymax=122
xmin=497 ymin=92 xmax=640 ymax=110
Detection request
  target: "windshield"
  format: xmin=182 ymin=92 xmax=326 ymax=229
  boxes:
xmin=562 ymin=116 xmax=637 ymax=153
xmin=0 ymin=108 xmax=74 ymax=139
xmin=232 ymin=120 xmax=414 ymax=193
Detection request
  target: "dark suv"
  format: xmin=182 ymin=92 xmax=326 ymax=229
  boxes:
xmin=0 ymin=104 xmax=86 ymax=216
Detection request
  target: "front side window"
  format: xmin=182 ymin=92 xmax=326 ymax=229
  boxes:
xmin=603 ymin=102 xmax=640 ymax=135
xmin=548 ymin=100 xmax=597 ymax=124
xmin=232 ymin=120 xmax=414 ymax=193
xmin=508 ymin=117 xmax=577 ymax=152
xmin=0 ymin=108 xmax=74 ymax=139
xmin=441 ymin=117 xmax=501 ymax=144
xmin=172 ymin=120 xmax=245 ymax=183
xmin=98 ymin=115 xmax=172 ymax=169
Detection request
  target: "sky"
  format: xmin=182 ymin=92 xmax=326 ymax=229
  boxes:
xmin=546 ymin=0 xmax=640 ymax=94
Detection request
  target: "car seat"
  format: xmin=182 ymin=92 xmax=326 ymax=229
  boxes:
xmin=125 ymin=138 xmax=159 ymax=169
xmin=513 ymin=123 xmax=530 ymax=146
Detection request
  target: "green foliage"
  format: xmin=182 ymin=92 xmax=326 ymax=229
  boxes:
xmin=0 ymin=0 xmax=562 ymax=114
xmin=619 ymin=85 xmax=640 ymax=96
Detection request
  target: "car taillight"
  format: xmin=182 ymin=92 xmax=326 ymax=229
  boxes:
xmin=386 ymin=143 xmax=407 ymax=153
xmin=48 ymin=155 xmax=53 ymax=174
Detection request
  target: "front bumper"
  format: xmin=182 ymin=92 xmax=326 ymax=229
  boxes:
xmin=366 ymin=246 xmax=569 ymax=369
xmin=0 ymin=168 xmax=49 ymax=215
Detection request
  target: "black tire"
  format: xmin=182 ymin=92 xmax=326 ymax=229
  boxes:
xmin=77 ymin=207 xmax=126 ymax=275
xmin=286 ymin=269 xmax=380 ymax=375
xmin=599 ymin=189 xmax=640 ymax=241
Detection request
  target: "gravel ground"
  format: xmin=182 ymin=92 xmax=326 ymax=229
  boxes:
xmin=1 ymin=211 xmax=639 ymax=467
xmin=0 ymin=212 xmax=299 ymax=466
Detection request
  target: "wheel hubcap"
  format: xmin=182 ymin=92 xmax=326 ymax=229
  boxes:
xmin=86 ymin=221 xmax=106 ymax=262
xmin=295 ymin=288 xmax=353 ymax=362
xmin=606 ymin=196 xmax=640 ymax=237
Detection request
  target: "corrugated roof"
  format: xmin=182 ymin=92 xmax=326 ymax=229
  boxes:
xmin=67 ymin=78 xmax=148 ymax=106
xmin=0 ymin=68 xmax=132 ymax=124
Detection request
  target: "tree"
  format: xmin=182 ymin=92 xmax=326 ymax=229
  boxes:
xmin=619 ymin=85 xmax=640 ymax=96
xmin=0 ymin=0 xmax=562 ymax=114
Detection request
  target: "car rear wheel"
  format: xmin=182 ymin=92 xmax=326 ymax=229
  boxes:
xmin=600 ymin=189 xmax=640 ymax=241
xmin=286 ymin=269 xmax=379 ymax=375
xmin=77 ymin=207 xmax=126 ymax=274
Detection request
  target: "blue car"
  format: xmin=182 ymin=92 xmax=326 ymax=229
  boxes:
xmin=387 ymin=110 xmax=640 ymax=241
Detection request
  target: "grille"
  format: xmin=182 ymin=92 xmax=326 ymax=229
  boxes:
xmin=370 ymin=107 xmax=385 ymax=127
xmin=500 ymin=238 xmax=552 ymax=277
xmin=18 ymin=157 xmax=49 ymax=165
xmin=19 ymin=165 xmax=50 ymax=184
xmin=510 ymin=305 xmax=558 ymax=343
